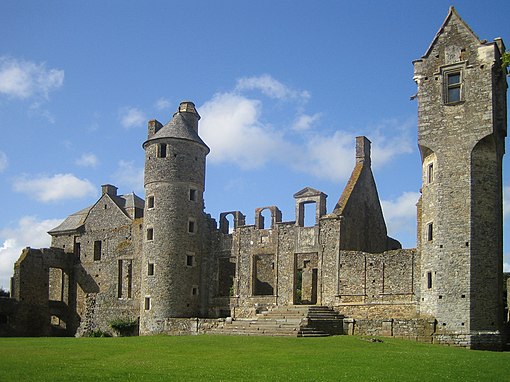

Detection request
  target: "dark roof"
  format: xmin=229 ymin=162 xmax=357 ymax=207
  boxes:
xmin=47 ymin=206 xmax=91 ymax=234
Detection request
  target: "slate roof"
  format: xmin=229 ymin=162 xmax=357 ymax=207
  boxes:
xmin=48 ymin=192 xmax=145 ymax=235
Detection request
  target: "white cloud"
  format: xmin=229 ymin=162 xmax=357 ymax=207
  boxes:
xmin=0 ymin=151 xmax=7 ymax=172
xmin=76 ymin=153 xmax=99 ymax=168
xmin=112 ymin=160 xmax=144 ymax=193
xmin=199 ymin=75 xmax=413 ymax=183
xmin=292 ymin=113 xmax=321 ymax=131
xmin=0 ymin=216 xmax=63 ymax=291
xmin=13 ymin=173 xmax=96 ymax=202
xmin=381 ymin=191 xmax=420 ymax=246
xmin=0 ymin=56 xmax=64 ymax=99
xmin=200 ymin=92 xmax=288 ymax=169
xmin=155 ymin=97 xmax=172 ymax=111
xmin=296 ymin=131 xmax=356 ymax=182
xmin=504 ymin=185 xmax=510 ymax=219
xmin=235 ymin=74 xmax=310 ymax=102
xmin=119 ymin=107 xmax=146 ymax=129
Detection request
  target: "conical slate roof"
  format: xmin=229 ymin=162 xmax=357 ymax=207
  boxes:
xmin=143 ymin=101 xmax=209 ymax=152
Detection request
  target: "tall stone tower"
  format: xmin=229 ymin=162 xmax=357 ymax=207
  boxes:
xmin=413 ymin=7 xmax=507 ymax=349
xmin=139 ymin=101 xmax=210 ymax=334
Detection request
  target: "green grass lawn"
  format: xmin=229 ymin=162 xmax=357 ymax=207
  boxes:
xmin=0 ymin=335 xmax=509 ymax=381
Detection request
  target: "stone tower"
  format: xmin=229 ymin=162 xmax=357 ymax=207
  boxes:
xmin=139 ymin=101 xmax=210 ymax=334
xmin=413 ymin=7 xmax=507 ymax=349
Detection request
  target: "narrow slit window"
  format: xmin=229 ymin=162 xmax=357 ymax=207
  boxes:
xmin=186 ymin=255 xmax=194 ymax=267
xmin=189 ymin=189 xmax=197 ymax=202
xmin=147 ymin=228 xmax=154 ymax=241
xmin=427 ymin=272 xmax=432 ymax=289
xmin=93 ymin=240 xmax=102 ymax=261
xmin=427 ymin=163 xmax=434 ymax=184
xmin=144 ymin=297 xmax=151 ymax=310
xmin=147 ymin=196 xmax=155 ymax=209
xmin=188 ymin=220 xmax=196 ymax=233
xmin=148 ymin=263 xmax=154 ymax=276
xmin=427 ymin=222 xmax=433 ymax=241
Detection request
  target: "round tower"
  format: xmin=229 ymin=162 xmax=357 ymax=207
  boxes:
xmin=139 ymin=101 xmax=209 ymax=334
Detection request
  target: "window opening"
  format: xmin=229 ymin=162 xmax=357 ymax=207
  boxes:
xmin=93 ymin=240 xmax=102 ymax=261
xmin=146 ymin=228 xmax=154 ymax=241
xmin=188 ymin=220 xmax=196 ymax=233
xmin=192 ymin=287 xmax=198 ymax=296
xmin=148 ymin=263 xmax=154 ymax=276
xmin=147 ymin=196 xmax=155 ymax=209
xmin=303 ymin=202 xmax=316 ymax=227
xmin=144 ymin=297 xmax=151 ymax=310
xmin=260 ymin=209 xmax=272 ymax=229
xmin=427 ymin=222 xmax=433 ymax=241
xmin=157 ymin=144 xmax=167 ymax=158
xmin=427 ymin=272 xmax=432 ymax=289
xmin=186 ymin=254 xmax=194 ymax=267
xmin=189 ymin=189 xmax=197 ymax=202
xmin=445 ymin=71 xmax=461 ymax=103
xmin=427 ymin=163 xmax=434 ymax=184
xmin=117 ymin=260 xmax=123 ymax=298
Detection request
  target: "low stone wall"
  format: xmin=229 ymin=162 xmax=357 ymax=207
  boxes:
xmin=343 ymin=317 xmax=436 ymax=343
xmin=161 ymin=318 xmax=229 ymax=335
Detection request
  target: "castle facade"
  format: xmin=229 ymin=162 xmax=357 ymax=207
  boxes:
xmin=0 ymin=8 xmax=507 ymax=349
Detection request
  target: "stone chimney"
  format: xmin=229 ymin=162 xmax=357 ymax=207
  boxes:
xmin=356 ymin=136 xmax=371 ymax=165
xmin=147 ymin=119 xmax=163 ymax=139
xmin=101 ymin=184 xmax=118 ymax=196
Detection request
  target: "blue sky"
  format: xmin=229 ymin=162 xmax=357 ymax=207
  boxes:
xmin=0 ymin=1 xmax=508 ymax=290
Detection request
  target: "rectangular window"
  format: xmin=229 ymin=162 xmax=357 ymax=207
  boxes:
xmin=186 ymin=255 xmax=194 ymax=267
xmin=445 ymin=71 xmax=461 ymax=103
xmin=117 ymin=260 xmax=123 ymax=298
xmin=192 ymin=286 xmax=198 ymax=296
xmin=147 ymin=228 xmax=154 ymax=241
xmin=189 ymin=189 xmax=197 ymax=202
xmin=147 ymin=196 xmax=155 ymax=209
xmin=427 ymin=163 xmax=434 ymax=184
xmin=148 ymin=263 xmax=154 ymax=276
xmin=157 ymin=144 xmax=167 ymax=158
xmin=427 ymin=222 xmax=433 ymax=242
xmin=93 ymin=240 xmax=102 ymax=261
xmin=427 ymin=272 xmax=432 ymax=289
xmin=144 ymin=297 xmax=151 ymax=310
xmin=188 ymin=220 xmax=195 ymax=233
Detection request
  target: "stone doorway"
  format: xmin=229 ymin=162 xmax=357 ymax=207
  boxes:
xmin=294 ymin=253 xmax=318 ymax=305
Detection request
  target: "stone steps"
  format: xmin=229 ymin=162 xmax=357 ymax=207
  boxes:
xmin=208 ymin=305 xmax=344 ymax=337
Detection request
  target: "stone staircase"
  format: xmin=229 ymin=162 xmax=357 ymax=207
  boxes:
xmin=209 ymin=305 xmax=344 ymax=337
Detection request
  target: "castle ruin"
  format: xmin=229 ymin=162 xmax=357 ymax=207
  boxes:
xmin=0 ymin=8 xmax=507 ymax=350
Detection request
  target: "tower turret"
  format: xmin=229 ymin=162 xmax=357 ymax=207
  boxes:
xmin=414 ymin=7 xmax=507 ymax=349
xmin=139 ymin=101 xmax=210 ymax=334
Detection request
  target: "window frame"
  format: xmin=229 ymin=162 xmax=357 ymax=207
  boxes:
xmin=442 ymin=64 xmax=465 ymax=105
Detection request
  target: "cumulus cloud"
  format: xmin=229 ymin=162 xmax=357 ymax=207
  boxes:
xmin=0 ymin=216 xmax=63 ymax=291
xmin=76 ymin=153 xmax=99 ymax=168
xmin=199 ymin=74 xmax=413 ymax=183
xmin=155 ymin=97 xmax=172 ymax=111
xmin=235 ymin=74 xmax=310 ymax=102
xmin=381 ymin=191 xmax=420 ymax=246
xmin=0 ymin=56 xmax=64 ymax=99
xmin=112 ymin=160 xmax=144 ymax=193
xmin=200 ymin=92 xmax=288 ymax=169
xmin=119 ymin=107 xmax=146 ymax=129
xmin=13 ymin=173 xmax=96 ymax=202
xmin=0 ymin=151 xmax=7 ymax=172
xmin=292 ymin=113 xmax=321 ymax=131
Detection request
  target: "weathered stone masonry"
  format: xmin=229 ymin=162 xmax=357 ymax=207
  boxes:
xmin=1 ymin=7 xmax=506 ymax=350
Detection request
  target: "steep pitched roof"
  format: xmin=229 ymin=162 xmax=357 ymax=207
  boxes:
xmin=421 ymin=6 xmax=482 ymax=59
